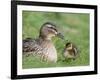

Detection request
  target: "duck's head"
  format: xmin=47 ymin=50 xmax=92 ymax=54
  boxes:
xmin=39 ymin=22 xmax=64 ymax=40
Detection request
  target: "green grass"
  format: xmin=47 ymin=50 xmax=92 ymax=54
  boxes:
xmin=22 ymin=11 xmax=90 ymax=69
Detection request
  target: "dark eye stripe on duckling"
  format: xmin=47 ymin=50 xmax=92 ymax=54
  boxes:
xmin=66 ymin=42 xmax=71 ymax=48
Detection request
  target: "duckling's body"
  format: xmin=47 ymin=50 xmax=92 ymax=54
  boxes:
xmin=23 ymin=22 xmax=63 ymax=63
xmin=63 ymin=42 xmax=78 ymax=60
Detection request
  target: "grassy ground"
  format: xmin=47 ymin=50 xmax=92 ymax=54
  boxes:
xmin=22 ymin=11 xmax=90 ymax=69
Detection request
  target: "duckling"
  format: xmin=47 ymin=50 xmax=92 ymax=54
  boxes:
xmin=23 ymin=22 xmax=64 ymax=63
xmin=63 ymin=42 xmax=78 ymax=60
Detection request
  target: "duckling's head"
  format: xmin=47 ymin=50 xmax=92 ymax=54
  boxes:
xmin=64 ymin=42 xmax=79 ymax=59
xmin=39 ymin=22 xmax=64 ymax=40
xmin=65 ymin=42 xmax=73 ymax=50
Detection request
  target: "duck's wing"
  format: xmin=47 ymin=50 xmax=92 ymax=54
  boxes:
xmin=73 ymin=45 xmax=80 ymax=58
xmin=23 ymin=38 xmax=42 ymax=53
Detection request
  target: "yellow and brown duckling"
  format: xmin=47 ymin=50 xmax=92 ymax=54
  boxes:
xmin=63 ymin=42 xmax=79 ymax=60
xmin=23 ymin=22 xmax=64 ymax=63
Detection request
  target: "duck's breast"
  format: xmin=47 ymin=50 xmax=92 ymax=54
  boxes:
xmin=47 ymin=44 xmax=57 ymax=62
xmin=41 ymin=41 xmax=57 ymax=63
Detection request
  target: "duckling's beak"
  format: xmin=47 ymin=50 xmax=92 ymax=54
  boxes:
xmin=57 ymin=33 xmax=64 ymax=39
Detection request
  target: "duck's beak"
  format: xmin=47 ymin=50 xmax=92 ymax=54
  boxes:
xmin=57 ymin=33 xmax=64 ymax=39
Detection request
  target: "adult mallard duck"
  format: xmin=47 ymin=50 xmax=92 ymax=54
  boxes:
xmin=23 ymin=22 xmax=64 ymax=63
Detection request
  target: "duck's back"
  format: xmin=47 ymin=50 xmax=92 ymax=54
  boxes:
xmin=23 ymin=38 xmax=42 ymax=53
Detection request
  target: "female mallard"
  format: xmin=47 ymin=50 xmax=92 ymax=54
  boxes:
xmin=23 ymin=22 xmax=64 ymax=63
xmin=63 ymin=42 xmax=79 ymax=60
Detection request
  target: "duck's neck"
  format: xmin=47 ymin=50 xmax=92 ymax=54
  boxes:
xmin=39 ymin=35 xmax=52 ymax=41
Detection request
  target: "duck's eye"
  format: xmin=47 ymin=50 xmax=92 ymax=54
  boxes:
xmin=48 ymin=27 xmax=57 ymax=32
xmin=51 ymin=27 xmax=57 ymax=32
xmin=48 ymin=27 xmax=58 ymax=34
